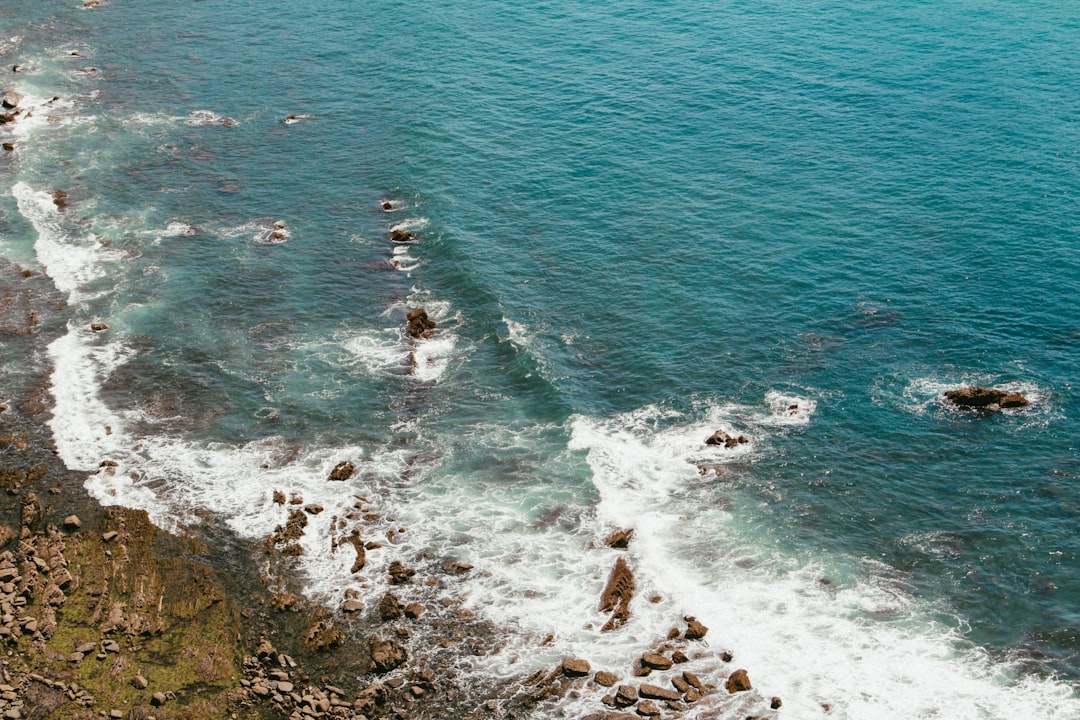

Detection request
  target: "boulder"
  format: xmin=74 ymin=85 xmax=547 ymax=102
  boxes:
xmin=370 ymin=638 xmax=407 ymax=673
xmin=705 ymin=430 xmax=748 ymax=448
xmin=636 ymin=700 xmax=661 ymax=716
xmin=641 ymin=653 xmax=672 ymax=670
xmin=0 ymin=113 xmax=15 ymax=125
xmin=614 ymin=685 xmax=638 ymax=707
xmin=594 ymin=671 xmax=618 ymax=687
xmin=327 ymin=460 xmax=355 ymax=482
xmin=406 ymin=308 xmax=436 ymax=339
xmin=562 ymin=658 xmax=591 ymax=677
xmin=682 ymin=671 xmax=706 ymax=694
xmin=90 ymin=322 xmax=108 ymax=332
xmin=377 ymin=592 xmax=403 ymax=621
xmin=62 ymin=515 xmax=82 ymax=530
xmin=598 ymin=557 xmax=635 ymax=632
xmin=389 ymin=229 xmax=415 ymax=243
xmin=684 ymin=617 xmax=708 ymax=640
xmin=1 ymin=91 xmax=22 ymax=109
xmin=725 ymin=668 xmax=751 ymax=693
xmin=300 ymin=607 xmax=343 ymax=652
xmin=2 ymin=142 xmax=13 ymax=152
xmin=771 ymin=696 xmax=783 ymax=709
xmin=603 ymin=528 xmax=634 ymax=549
xmin=443 ymin=560 xmax=473 ymax=575
xmin=388 ymin=560 xmax=415 ymax=585
xmin=342 ymin=599 xmax=364 ymax=614
xmin=944 ymin=386 xmax=1028 ymax=410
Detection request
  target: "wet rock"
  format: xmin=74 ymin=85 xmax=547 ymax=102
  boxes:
xmin=342 ymin=599 xmax=364 ymax=614
xmin=684 ymin=687 xmax=701 ymax=703
xmin=51 ymin=190 xmax=68 ymax=210
xmin=598 ymin=557 xmax=635 ymax=632
xmin=1 ymin=91 xmax=22 ymax=109
xmin=639 ymin=684 xmax=680 ymax=702
xmin=594 ymin=671 xmax=618 ymax=687
xmin=641 ymin=653 xmax=672 ymax=671
xmin=406 ymin=308 xmax=436 ymax=339
xmin=2 ymin=142 xmax=13 ymax=152
xmin=944 ymin=386 xmax=1028 ymax=410
xmin=671 ymin=650 xmax=689 ymax=664
xmin=443 ymin=560 xmax=473 ymax=575
xmin=684 ymin=617 xmax=708 ymax=640
xmin=90 ymin=322 xmax=108 ymax=332
xmin=562 ymin=658 xmax=590 ymax=677
xmin=389 ymin=229 xmax=416 ymax=243
xmin=388 ymin=560 xmax=415 ymax=585
xmin=303 ymin=503 xmax=323 ymax=515
xmin=603 ymin=528 xmax=634 ymax=549
xmin=403 ymin=603 xmax=424 ymax=619
xmin=381 ymin=201 xmax=394 ymax=211
xmin=370 ymin=637 xmax=407 ymax=673
xmin=725 ymin=668 xmax=751 ymax=693
xmin=771 ymin=696 xmax=783 ymax=709
xmin=327 ymin=461 xmax=355 ymax=482
xmin=344 ymin=530 xmax=366 ymax=572
xmin=272 ymin=490 xmax=286 ymax=505
xmin=671 ymin=676 xmax=690 ymax=694
xmin=614 ymin=685 xmax=638 ymax=707
xmin=377 ymin=592 xmax=404 ymax=621
xmin=705 ymin=429 xmax=748 ymax=448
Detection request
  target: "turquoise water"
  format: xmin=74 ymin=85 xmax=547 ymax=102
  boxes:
xmin=2 ymin=1 xmax=1079 ymax=717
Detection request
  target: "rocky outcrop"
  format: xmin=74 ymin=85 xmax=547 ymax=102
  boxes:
xmin=300 ymin=606 xmax=344 ymax=652
xmin=406 ymin=308 xmax=436 ymax=339
xmin=562 ymin=658 xmax=591 ymax=677
xmin=705 ymin=429 xmax=748 ymax=448
xmin=944 ymin=386 xmax=1028 ymax=410
xmin=389 ymin=229 xmax=416 ymax=243
xmin=1 ymin=91 xmax=22 ymax=109
xmin=51 ymin=190 xmax=68 ymax=211
xmin=327 ymin=460 xmax=355 ymax=482
xmin=370 ymin=637 xmax=407 ymax=673
xmin=388 ymin=560 xmax=416 ymax=585
xmin=603 ymin=528 xmax=634 ymax=549
xmin=598 ymin=557 xmax=635 ymax=632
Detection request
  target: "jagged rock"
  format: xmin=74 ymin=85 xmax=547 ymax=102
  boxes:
xmin=641 ymin=653 xmax=672 ymax=671
xmin=255 ymin=637 xmax=276 ymax=658
xmin=403 ymin=603 xmax=424 ymax=619
xmin=269 ymin=508 xmax=308 ymax=546
xmin=562 ymin=658 xmax=590 ymax=677
xmin=0 ymin=525 xmax=14 ymax=548
xmin=671 ymin=650 xmax=688 ymax=663
xmin=327 ymin=461 xmax=355 ymax=482
xmin=389 ymin=229 xmax=415 ymax=243
xmin=272 ymin=490 xmax=286 ymax=505
xmin=1 ymin=143 xmax=12 ymax=152
xmin=614 ymin=685 xmax=638 ymax=707
xmin=685 ymin=617 xmax=708 ymax=640
xmin=639 ymin=684 xmax=680 ymax=702
xmin=603 ymin=528 xmax=634 ymax=549
xmin=20 ymin=493 xmax=44 ymax=533
xmin=725 ymin=669 xmax=751 ymax=693
xmin=684 ymin=687 xmax=701 ymax=703
xmin=342 ymin=599 xmax=364 ymax=614
xmin=300 ymin=607 xmax=343 ymax=652
xmin=377 ymin=592 xmax=404 ymax=621
xmin=388 ymin=561 xmax=415 ymax=585
xmin=51 ymin=190 xmax=68 ymax=210
xmin=598 ymin=557 xmax=635 ymax=632
xmin=344 ymin=530 xmax=365 ymax=572
xmin=443 ymin=560 xmax=473 ymax=575
xmin=1 ymin=91 xmax=21 ymax=109
xmin=944 ymin=386 xmax=1028 ymax=410
xmin=682 ymin=671 xmax=706 ymax=694
xmin=90 ymin=322 xmax=108 ymax=332
xmin=705 ymin=430 xmax=748 ymax=448
xmin=370 ymin=638 xmax=407 ymax=673
xmin=303 ymin=503 xmax=323 ymax=515
xmin=594 ymin=671 xmax=618 ymax=687
xmin=62 ymin=515 xmax=82 ymax=530
xmin=0 ymin=113 xmax=15 ymax=125
xmin=406 ymin=308 xmax=436 ymax=339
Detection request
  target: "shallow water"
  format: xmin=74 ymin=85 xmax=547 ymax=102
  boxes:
xmin=2 ymin=1 xmax=1079 ymax=717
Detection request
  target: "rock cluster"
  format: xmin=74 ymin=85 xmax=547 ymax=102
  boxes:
xmin=705 ymin=429 xmax=748 ymax=448
xmin=406 ymin=308 xmax=436 ymax=339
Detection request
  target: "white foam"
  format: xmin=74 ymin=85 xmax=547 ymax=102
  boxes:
xmin=389 ymin=217 xmax=429 ymax=233
xmin=185 ymin=109 xmax=238 ymax=127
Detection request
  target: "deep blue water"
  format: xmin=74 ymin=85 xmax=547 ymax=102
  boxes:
xmin=2 ymin=1 xmax=1079 ymax=717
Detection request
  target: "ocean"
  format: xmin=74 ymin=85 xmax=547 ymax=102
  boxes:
xmin=1 ymin=0 xmax=1078 ymax=717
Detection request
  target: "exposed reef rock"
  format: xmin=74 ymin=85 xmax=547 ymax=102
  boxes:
xmin=944 ymin=386 xmax=1028 ymax=410
xmin=598 ymin=557 xmax=635 ymax=632
xmin=406 ymin=307 xmax=436 ymax=339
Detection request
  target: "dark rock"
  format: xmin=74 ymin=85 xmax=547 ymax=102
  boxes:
xmin=381 ymin=201 xmax=394 ymax=211
xmin=272 ymin=490 xmax=286 ymax=504
xmin=300 ymin=607 xmax=343 ymax=652
xmin=598 ymin=557 xmax=635 ymax=632
xmin=378 ymin=592 xmax=403 ymax=621
xmin=705 ymin=430 xmax=748 ymax=448
xmin=562 ymin=658 xmax=590 ymax=677
xmin=725 ymin=668 xmax=751 ymax=693
xmin=720 ymin=650 xmax=733 ymax=662
xmin=684 ymin=617 xmax=708 ymax=640
xmin=771 ymin=696 xmax=783 ymax=709
xmin=639 ymin=684 xmax=680 ymax=702
xmin=1 ymin=91 xmax=22 ymax=109
xmin=388 ymin=560 xmax=415 ymax=585
xmin=327 ymin=460 xmax=355 ymax=482
xmin=0 ymin=113 xmax=14 ymax=125
xmin=2 ymin=142 xmax=13 ymax=152
xmin=944 ymin=386 xmax=1028 ymax=410
xmin=344 ymin=530 xmax=366 ymax=573
xmin=603 ymin=528 xmax=634 ymax=549
xmin=403 ymin=603 xmax=424 ymax=619
xmin=406 ymin=308 xmax=436 ymax=339
xmin=370 ymin=638 xmax=407 ymax=673
xmin=641 ymin=653 xmax=672 ymax=671
xmin=389 ymin=229 xmax=416 ymax=243
xmin=51 ymin=190 xmax=68 ymax=210
xmin=683 ymin=687 xmax=701 ymax=703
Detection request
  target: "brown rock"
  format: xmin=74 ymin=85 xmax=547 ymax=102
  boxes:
xmin=272 ymin=490 xmax=286 ymax=504
xmin=327 ymin=461 xmax=355 ymax=482
xmin=639 ymin=684 xmax=680 ymax=702
xmin=389 ymin=229 xmax=415 ymax=243
xmin=705 ymin=429 xmax=749 ymax=448
xmin=301 ymin=607 xmax=343 ymax=652
xmin=388 ymin=560 xmax=415 ymax=584
xmin=614 ymin=685 xmax=638 ymax=707
xmin=344 ymin=530 xmax=366 ymax=573
xmin=443 ymin=560 xmax=473 ymax=574
xmin=101 ymin=530 xmax=119 ymax=542
xmin=684 ymin=617 xmax=708 ymax=640
xmin=598 ymin=557 xmax=635 ymax=632
xmin=671 ymin=650 xmax=689 ymax=664
xmin=90 ymin=322 xmax=108 ymax=332
xmin=406 ymin=308 xmax=437 ymax=339
xmin=725 ymin=668 xmax=752 ymax=693
xmin=377 ymin=592 xmax=403 ymax=621
xmin=562 ymin=658 xmax=591 ymax=677
xmin=342 ymin=599 xmax=364 ymax=614
xmin=603 ymin=528 xmax=634 ymax=549
xmin=62 ymin=515 xmax=82 ymax=530
xmin=682 ymin=671 xmax=706 ymax=694
xmin=370 ymin=638 xmax=407 ymax=673
xmin=771 ymin=696 xmax=783 ymax=709
xmin=1 ymin=143 xmax=13 ymax=152
xmin=671 ymin=676 xmax=690 ymax=694
xmin=683 ymin=687 xmax=701 ymax=703
xmin=641 ymin=653 xmax=673 ymax=671
xmin=52 ymin=190 xmax=68 ymax=210
xmin=132 ymin=674 xmax=148 ymax=689
xmin=403 ymin=602 xmax=424 ymax=619
xmin=635 ymin=700 xmax=661 ymax=717
xmin=594 ymin=671 xmax=618 ymax=687
xmin=1 ymin=91 xmax=22 ymax=109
